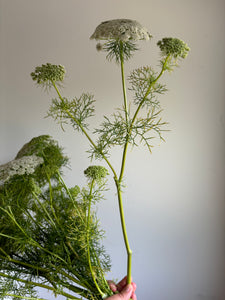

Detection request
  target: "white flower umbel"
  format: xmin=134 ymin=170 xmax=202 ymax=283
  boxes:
xmin=0 ymin=155 xmax=44 ymax=183
xmin=90 ymin=19 xmax=152 ymax=41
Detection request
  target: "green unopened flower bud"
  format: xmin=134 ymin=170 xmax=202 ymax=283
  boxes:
xmin=84 ymin=165 xmax=109 ymax=183
xmin=31 ymin=63 xmax=65 ymax=86
xmin=157 ymin=37 xmax=190 ymax=59
xmin=96 ymin=42 xmax=103 ymax=51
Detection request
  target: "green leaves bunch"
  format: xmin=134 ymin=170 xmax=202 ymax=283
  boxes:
xmin=0 ymin=136 xmax=112 ymax=300
xmin=128 ymin=66 xmax=167 ymax=108
xmin=102 ymin=40 xmax=138 ymax=63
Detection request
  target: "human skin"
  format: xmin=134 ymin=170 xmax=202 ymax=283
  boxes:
xmin=106 ymin=276 xmax=137 ymax=300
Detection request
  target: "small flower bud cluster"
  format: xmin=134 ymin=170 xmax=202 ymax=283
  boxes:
xmin=90 ymin=19 xmax=152 ymax=42
xmin=31 ymin=63 xmax=65 ymax=85
xmin=0 ymin=155 xmax=44 ymax=183
xmin=157 ymin=37 xmax=190 ymax=59
xmin=84 ymin=165 xmax=109 ymax=183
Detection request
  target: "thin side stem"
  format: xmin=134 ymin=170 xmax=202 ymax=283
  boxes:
xmin=130 ymin=55 xmax=170 ymax=130
xmin=51 ymin=81 xmax=118 ymax=181
xmin=32 ymin=191 xmax=57 ymax=228
xmin=86 ymin=180 xmax=104 ymax=297
xmin=46 ymin=173 xmax=59 ymax=224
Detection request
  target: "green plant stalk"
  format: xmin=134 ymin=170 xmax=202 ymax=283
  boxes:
xmin=119 ymin=41 xmax=129 ymax=126
xmin=32 ymin=191 xmax=57 ymax=228
xmin=117 ymin=42 xmax=132 ymax=286
xmin=57 ymin=171 xmax=87 ymax=226
xmin=115 ymin=54 xmax=171 ymax=287
xmin=115 ymin=180 xmax=132 ymax=281
xmin=86 ymin=180 xmax=105 ymax=298
xmin=119 ymin=54 xmax=171 ymax=179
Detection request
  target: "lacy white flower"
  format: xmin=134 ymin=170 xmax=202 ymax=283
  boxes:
xmin=90 ymin=19 xmax=152 ymax=41
xmin=0 ymin=155 xmax=44 ymax=183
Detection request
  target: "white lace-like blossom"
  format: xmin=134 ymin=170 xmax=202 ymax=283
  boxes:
xmin=90 ymin=19 xmax=152 ymax=41
xmin=0 ymin=155 xmax=44 ymax=183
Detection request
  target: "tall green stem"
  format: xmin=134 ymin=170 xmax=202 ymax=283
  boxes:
xmin=115 ymin=180 xmax=132 ymax=283
xmin=118 ymin=42 xmax=132 ymax=285
xmin=119 ymin=42 xmax=129 ymax=182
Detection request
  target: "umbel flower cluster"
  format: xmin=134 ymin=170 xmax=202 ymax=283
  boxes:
xmin=31 ymin=63 xmax=65 ymax=87
xmin=90 ymin=18 xmax=152 ymax=41
xmin=0 ymin=19 xmax=189 ymax=300
xmin=0 ymin=155 xmax=43 ymax=183
xmin=157 ymin=37 xmax=189 ymax=58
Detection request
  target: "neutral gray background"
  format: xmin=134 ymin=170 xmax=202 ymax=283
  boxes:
xmin=0 ymin=1 xmax=225 ymax=299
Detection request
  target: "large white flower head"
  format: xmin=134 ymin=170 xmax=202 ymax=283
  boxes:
xmin=90 ymin=19 xmax=152 ymax=42
xmin=0 ymin=155 xmax=44 ymax=183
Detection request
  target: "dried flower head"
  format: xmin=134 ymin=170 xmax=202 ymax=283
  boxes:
xmin=84 ymin=165 xmax=109 ymax=183
xmin=90 ymin=19 xmax=152 ymax=42
xmin=31 ymin=63 xmax=65 ymax=87
xmin=0 ymin=155 xmax=44 ymax=183
xmin=157 ymin=37 xmax=190 ymax=59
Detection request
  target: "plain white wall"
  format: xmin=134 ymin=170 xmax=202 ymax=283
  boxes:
xmin=0 ymin=1 xmax=225 ymax=299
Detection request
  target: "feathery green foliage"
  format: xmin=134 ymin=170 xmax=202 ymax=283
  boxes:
xmin=0 ymin=136 xmax=112 ymax=300
xmin=47 ymin=94 xmax=95 ymax=131
xmin=103 ymin=40 xmax=138 ymax=63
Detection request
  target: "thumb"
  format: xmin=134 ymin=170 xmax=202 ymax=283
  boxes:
xmin=119 ymin=284 xmax=133 ymax=299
